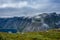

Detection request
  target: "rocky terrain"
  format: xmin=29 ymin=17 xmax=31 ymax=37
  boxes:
xmin=0 ymin=12 xmax=60 ymax=32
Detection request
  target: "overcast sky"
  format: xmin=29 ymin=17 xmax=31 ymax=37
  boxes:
xmin=0 ymin=0 xmax=60 ymax=17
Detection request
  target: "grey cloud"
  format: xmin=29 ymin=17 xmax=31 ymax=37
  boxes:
xmin=0 ymin=7 xmax=40 ymax=17
xmin=0 ymin=0 xmax=60 ymax=17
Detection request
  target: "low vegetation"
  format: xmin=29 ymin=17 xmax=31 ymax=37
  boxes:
xmin=0 ymin=29 xmax=60 ymax=40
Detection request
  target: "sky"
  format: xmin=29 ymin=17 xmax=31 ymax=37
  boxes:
xmin=0 ymin=0 xmax=60 ymax=17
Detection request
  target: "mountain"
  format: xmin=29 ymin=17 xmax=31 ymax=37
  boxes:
xmin=0 ymin=12 xmax=60 ymax=33
xmin=0 ymin=17 xmax=32 ymax=32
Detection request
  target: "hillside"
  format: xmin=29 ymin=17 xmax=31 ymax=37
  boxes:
xmin=0 ymin=29 xmax=60 ymax=40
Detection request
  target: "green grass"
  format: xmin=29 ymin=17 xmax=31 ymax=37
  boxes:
xmin=0 ymin=29 xmax=60 ymax=40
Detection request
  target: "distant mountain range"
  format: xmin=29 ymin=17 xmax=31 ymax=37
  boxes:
xmin=0 ymin=12 xmax=60 ymax=33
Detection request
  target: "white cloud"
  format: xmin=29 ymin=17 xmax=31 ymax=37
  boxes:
xmin=0 ymin=0 xmax=51 ymax=9
xmin=0 ymin=1 xmax=28 ymax=8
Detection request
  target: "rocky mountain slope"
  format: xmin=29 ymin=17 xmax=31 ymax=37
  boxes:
xmin=0 ymin=12 xmax=60 ymax=32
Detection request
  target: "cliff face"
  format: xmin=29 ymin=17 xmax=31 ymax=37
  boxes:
xmin=0 ymin=12 xmax=60 ymax=32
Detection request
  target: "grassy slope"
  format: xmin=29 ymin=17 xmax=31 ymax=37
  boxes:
xmin=0 ymin=29 xmax=60 ymax=40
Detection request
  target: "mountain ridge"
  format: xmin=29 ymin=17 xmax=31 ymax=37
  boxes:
xmin=0 ymin=12 xmax=60 ymax=33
